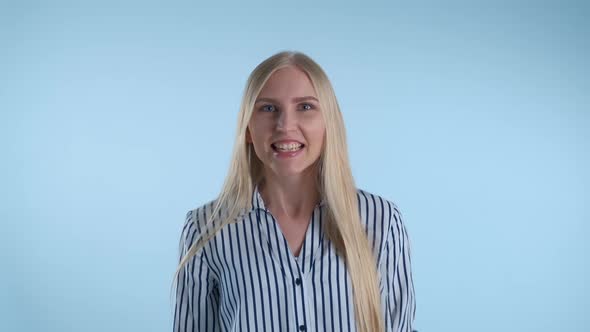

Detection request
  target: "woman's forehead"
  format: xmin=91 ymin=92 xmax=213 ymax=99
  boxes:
xmin=258 ymin=66 xmax=317 ymax=99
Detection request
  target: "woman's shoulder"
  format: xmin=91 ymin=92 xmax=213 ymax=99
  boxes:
xmin=357 ymin=188 xmax=405 ymax=261
xmin=355 ymin=187 xmax=403 ymax=219
xmin=180 ymin=198 xmax=220 ymax=248
xmin=354 ymin=187 xmax=406 ymax=248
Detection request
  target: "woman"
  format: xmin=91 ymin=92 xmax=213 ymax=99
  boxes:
xmin=172 ymin=51 xmax=416 ymax=332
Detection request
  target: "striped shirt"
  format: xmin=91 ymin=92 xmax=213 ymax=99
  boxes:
xmin=173 ymin=185 xmax=416 ymax=332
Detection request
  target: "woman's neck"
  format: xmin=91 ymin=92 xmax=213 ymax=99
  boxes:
xmin=259 ymin=170 xmax=321 ymax=219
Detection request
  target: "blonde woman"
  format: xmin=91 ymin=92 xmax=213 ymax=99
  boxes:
xmin=172 ymin=51 xmax=416 ymax=332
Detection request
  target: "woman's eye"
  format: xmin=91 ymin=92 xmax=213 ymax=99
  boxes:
xmin=301 ymin=103 xmax=314 ymax=111
xmin=261 ymin=104 xmax=276 ymax=112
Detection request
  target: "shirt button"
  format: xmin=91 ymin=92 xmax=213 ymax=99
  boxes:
xmin=299 ymin=324 xmax=306 ymax=331
xmin=295 ymin=278 xmax=302 ymax=285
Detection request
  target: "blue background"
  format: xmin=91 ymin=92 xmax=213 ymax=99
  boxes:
xmin=2 ymin=1 xmax=588 ymax=331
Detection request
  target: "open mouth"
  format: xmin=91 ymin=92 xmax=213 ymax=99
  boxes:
xmin=271 ymin=143 xmax=305 ymax=152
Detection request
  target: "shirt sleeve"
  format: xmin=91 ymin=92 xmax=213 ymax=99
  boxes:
xmin=380 ymin=204 xmax=417 ymax=332
xmin=173 ymin=209 xmax=220 ymax=332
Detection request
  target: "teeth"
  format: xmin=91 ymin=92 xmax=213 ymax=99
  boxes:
xmin=274 ymin=143 xmax=303 ymax=151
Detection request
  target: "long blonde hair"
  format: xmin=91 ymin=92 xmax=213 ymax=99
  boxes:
xmin=172 ymin=50 xmax=384 ymax=332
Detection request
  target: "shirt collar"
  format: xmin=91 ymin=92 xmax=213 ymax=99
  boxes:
xmin=251 ymin=183 xmax=326 ymax=212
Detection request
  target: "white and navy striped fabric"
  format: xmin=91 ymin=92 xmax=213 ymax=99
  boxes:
xmin=173 ymin=185 xmax=416 ymax=332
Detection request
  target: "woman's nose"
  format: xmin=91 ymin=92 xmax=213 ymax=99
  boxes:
xmin=276 ymin=109 xmax=297 ymax=130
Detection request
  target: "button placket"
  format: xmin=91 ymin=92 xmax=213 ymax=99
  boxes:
xmin=293 ymin=264 xmax=309 ymax=332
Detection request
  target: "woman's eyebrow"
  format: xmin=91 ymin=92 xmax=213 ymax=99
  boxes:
xmin=255 ymin=96 xmax=319 ymax=103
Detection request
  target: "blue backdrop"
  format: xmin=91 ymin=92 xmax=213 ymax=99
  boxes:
xmin=2 ymin=1 xmax=588 ymax=331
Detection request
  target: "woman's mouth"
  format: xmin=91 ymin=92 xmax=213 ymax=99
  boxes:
xmin=271 ymin=143 xmax=305 ymax=158
xmin=271 ymin=142 xmax=304 ymax=152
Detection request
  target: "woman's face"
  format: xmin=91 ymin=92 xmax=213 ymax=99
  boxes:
xmin=246 ymin=66 xmax=325 ymax=178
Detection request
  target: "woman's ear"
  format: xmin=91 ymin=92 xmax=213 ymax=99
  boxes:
xmin=245 ymin=127 xmax=252 ymax=143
